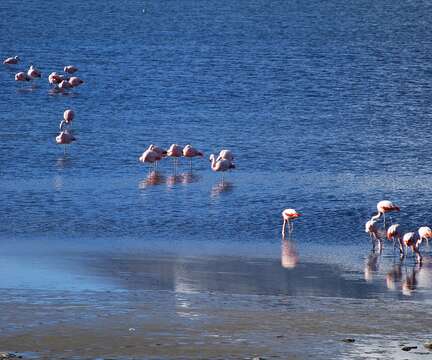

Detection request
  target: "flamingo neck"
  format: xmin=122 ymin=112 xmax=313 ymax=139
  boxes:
xmin=371 ymin=212 xmax=382 ymax=221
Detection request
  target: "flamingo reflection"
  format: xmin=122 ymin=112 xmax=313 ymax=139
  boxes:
xmin=281 ymin=237 xmax=298 ymax=269
xmin=138 ymin=171 xmax=165 ymax=189
xmin=180 ymin=172 xmax=201 ymax=185
xmin=211 ymin=180 xmax=233 ymax=198
xmin=385 ymin=263 xmax=403 ymax=290
xmin=402 ymin=265 xmax=421 ymax=296
xmin=364 ymin=251 xmax=381 ymax=282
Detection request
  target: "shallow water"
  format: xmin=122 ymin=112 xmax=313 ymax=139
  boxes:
xmin=2 ymin=0 xmax=432 ymax=297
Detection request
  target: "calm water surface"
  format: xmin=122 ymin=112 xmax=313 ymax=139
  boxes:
xmin=1 ymin=0 xmax=432 ymax=261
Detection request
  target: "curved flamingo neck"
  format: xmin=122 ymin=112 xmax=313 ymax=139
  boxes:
xmin=210 ymin=154 xmax=217 ymax=170
xmin=371 ymin=212 xmax=382 ymax=221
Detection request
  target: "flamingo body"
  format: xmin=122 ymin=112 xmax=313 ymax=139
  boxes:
xmin=27 ymin=65 xmax=41 ymax=79
xmin=64 ymin=65 xmax=78 ymax=74
xmin=281 ymin=208 xmax=301 ymax=237
xmin=183 ymin=144 xmax=203 ymax=158
xmin=217 ymin=149 xmax=234 ymax=162
xmin=56 ymin=131 xmax=75 ymax=145
xmin=377 ymin=200 xmax=400 ymax=214
xmin=3 ymin=56 xmax=19 ymax=65
xmin=418 ymin=226 xmax=432 ymax=246
xmin=209 ymin=154 xmax=235 ymax=172
xmin=48 ymin=72 xmax=63 ymax=85
xmin=15 ymin=72 xmax=31 ymax=81
xmin=69 ymin=76 xmax=84 ymax=87
xmin=139 ymin=149 xmax=158 ymax=165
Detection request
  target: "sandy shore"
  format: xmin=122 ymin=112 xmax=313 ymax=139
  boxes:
xmin=0 ymin=248 xmax=431 ymax=359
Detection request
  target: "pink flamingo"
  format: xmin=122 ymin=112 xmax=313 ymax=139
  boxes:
xmin=27 ymin=65 xmax=41 ymax=79
xmin=209 ymin=154 xmax=235 ymax=182
xmin=58 ymin=79 xmax=72 ymax=91
xmin=417 ymin=226 xmax=432 ymax=247
xmin=370 ymin=200 xmax=400 ymax=228
xmin=139 ymin=149 xmax=159 ymax=171
xmin=386 ymin=224 xmax=404 ymax=255
xmin=59 ymin=109 xmax=74 ymax=132
xmin=281 ymin=208 xmax=301 ymax=238
xmin=48 ymin=72 xmax=63 ymax=87
xmin=64 ymin=65 xmax=78 ymax=74
xmin=216 ymin=149 xmax=234 ymax=162
xmin=15 ymin=72 xmax=31 ymax=82
xmin=69 ymin=76 xmax=84 ymax=87
xmin=3 ymin=56 xmax=20 ymax=65
xmin=402 ymin=232 xmax=422 ymax=263
xmin=183 ymin=144 xmax=203 ymax=169
xmin=56 ymin=131 xmax=76 ymax=154
xmin=167 ymin=144 xmax=183 ymax=171
xmin=365 ymin=218 xmax=380 ymax=244
xmin=147 ymin=144 xmax=167 ymax=168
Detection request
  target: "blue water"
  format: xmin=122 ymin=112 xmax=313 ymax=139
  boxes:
xmin=1 ymin=0 xmax=432 ymax=251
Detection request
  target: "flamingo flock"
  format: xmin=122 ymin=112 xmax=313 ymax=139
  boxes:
xmin=365 ymin=200 xmax=431 ymax=263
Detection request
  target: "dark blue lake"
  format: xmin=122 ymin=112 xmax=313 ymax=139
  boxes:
xmin=1 ymin=0 xmax=432 ymax=256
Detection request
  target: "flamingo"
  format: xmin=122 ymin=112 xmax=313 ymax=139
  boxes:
xmin=3 ymin=56 xmax=20 ymax=65
xmin=147 ymin=144 xmax=167 ymax=168
xmin=281 ymin=208 xmax=301 ymax=238
xmin=183 ymin=144 xmax=203 ymax=169
xmin=139 ymin=149 xmax=159 ymax=171
xmin=402 ymin=232 xmax=422 ymax=263
xmin=386 ymin=224 xmax=404 ymax=255
xmin=167 ymin=144 xmax=183 ymax=171
xmin=59 ymin=109 xmax=75 ymax=132
xmin=64 ymin=65 xmax=78 ymax=74
xmin=15 ymin=72 xmax=31 ymax=82
xmin=27 ymin=65 xmax=41 ymax=79
xmin=48 ymin=72 xmax=63 ymax=87
xmin=209 ymin=154 xmax=235 ymax=182
xmin=370 ymin=200 xmax=400 ymax=229
xmin=216 ymin=149 xmax=234 ymax=162
xmin=69 ymin=76 xmax=84 ymax=87
xmin=56 ymin=131 xmax=76 ymax=154
xmin=417 ymin=226 xmax=432 ymax=247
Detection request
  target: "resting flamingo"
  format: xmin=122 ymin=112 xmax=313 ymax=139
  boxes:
xmin=56 ymin=131 xmax=76 ymax=154
xmin=27 ymin=65 xmax=41 ymax=79
xmin=64 ymin=65 xmax=78 ymax=74
xmin=370 ymin=200 xmax=400 ymax=228
xmin=183 ymin=144 xmax=203 ymax=169
xmin=167 ymin=144 xmax=183 ymax=171
xmin=3 ymin=56 xmax=20 ymax=65
xmin=281 ymin=208 xmax=301 ymax=238
xmin=15 ymin=72 xmax=31 ymax=82
xmin=69 ymin=76 xmax=84 ymax=87
xmin=139 ymin=149 xmax=159 ymax=171
xmin=147 ymin=144 xmax=167 ymax=168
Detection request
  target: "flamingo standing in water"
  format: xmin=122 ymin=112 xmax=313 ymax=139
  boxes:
xmin=402 ymin=232 xmax=422 ymax=263
xmin=386 ymin=224 xmax=404 ymax=255
xmin=3 ymin=56 xmax=20 ymax=65
xmin=167 ymin=144 xmax=183 ymax=171
xmin=183 ymin=144 xmax=203 ymax=169
xmin=147 ymin=144 xmax=167 ymax=168
xmin=209 ymin=154 xmax=235 ymax=182
xmin=56 ymin=109 xmax=76 ymax=154
xmin=139 ymin=149 xmax=159 ymax=171
xmin=281 ymin=208 xmax=301 ymax=238
xmin=417 ymin=226 xmax=432 ymax=247
xmin=15 ymin=72 xmax=31 ymax=82
xmin=48 ymin=72 xmax=64 ymax=88
xmin=365 ymin=218 xmax=381 ymax=251
xmin=27 ymin=65 xmax=41 ymax=80
xmin=370 ymin=200 xmax=400 ymax=229
xmin=69 ymin=76 xmax=84 ymax=88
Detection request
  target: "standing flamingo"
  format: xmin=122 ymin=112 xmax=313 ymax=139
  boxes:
xmin=281 ymin=208 xmax=301 ymax=238
xmin=370 ymin=200 xmax=400 ymax=229
xmin=27 ymin=65 xmax=41 ymax=79
xmin=147 ymin=144 xmax=167 ymax=168
xmin=3 ymin=56 xmax=20 ymax=65
xmin=402 ymin=232 xmax=422 ymax=263
xmin=417 ymin=226 xmax=432 ymax=247
xmin=139 ymin=149 xmax=159 ymax=171
xmin=209 ymin=154 xmax=235 ymax=182
xmin=365 ymin=218 xmax=382 ymax=251
xmin=56 ymin=131 xmax=76 ymax=154
xmin=167 ymin=144 xmax=183 ymax=171
xmin=48 ymin=72 xmax=64 ymax=87
xmin=386 ymin=224 xmax=404 ymax=255
xmin=68 ymin=76 xmax=84 ymax=87
xmin=15 ymin=72 xmax=31 ymax=82
xmin=183 ymin=144 xmax=203 ymax=169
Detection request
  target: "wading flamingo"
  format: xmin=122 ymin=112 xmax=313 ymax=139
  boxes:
xmin=15 ymin=72 xmax=31 ymax=82
xmin=402 ymin=232 xmax=422 ymax=263
xmin=167 ymin=144 xmax=183 ymax=171
xmin=209 ymin=154 xmax=235 ymax=182
xmin=183 ymin=144 xmax=203 ymax=169
xmin=139 ymin=149 xmax=159 ymax=171
xmin=56 ymin=131 xmax=76 ymax=154
xmin=417 ymin=226 xmax=432 ymax=247
xmin=27 ymin=65 xmax=41 ymax=79
xmin=282 ymin=208 xmax=301 ymax=238
xmin=386 ymin=224 xmax=404 ymax=255
xmin=365 ymin=218 xmax=381 ymax=251
xmin=64 ymin=65 xmax=78 ymax=74
xmin=147 ymin=144 xmax=167 ymax=168
xmin=370 ymin=200 xmax=400 ymax=229
xmin=3 ymin=56 xmax=20 ymax=65
xmin=69 ymin=76 xmax=84 ymax=87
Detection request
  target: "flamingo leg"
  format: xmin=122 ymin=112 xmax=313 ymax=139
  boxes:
xmin=282 ymin=219 xmax=287 ymax=238
xmin=64 ymin=144 xmax=67 ymax=155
